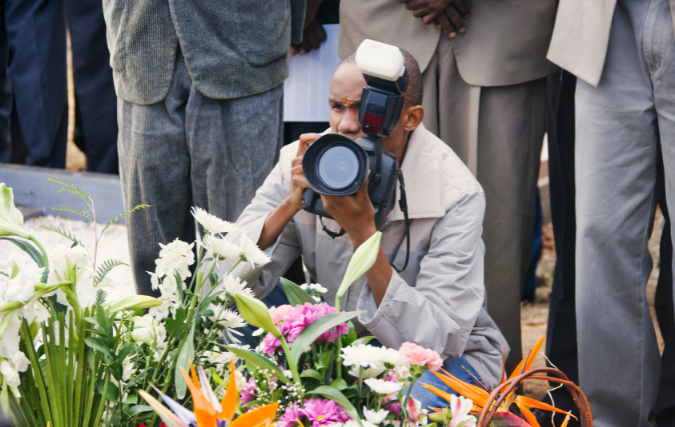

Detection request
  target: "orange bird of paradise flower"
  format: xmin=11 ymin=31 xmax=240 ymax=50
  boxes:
xmin=139 ymin=359 xmax=278 ymax=427
xmin=423 ymin=336 xmax=577 ymax=427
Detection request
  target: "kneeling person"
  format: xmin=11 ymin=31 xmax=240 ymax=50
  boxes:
xmin=236 ymin=46 xmax=508 ymax=408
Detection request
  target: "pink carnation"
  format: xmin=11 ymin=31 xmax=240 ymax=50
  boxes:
xmin=278 ymin=403 xmax=303 ymax=427
xmin=399 ymin=342 xmax=443 ymax=371
xmin=261 ymin=333 xmax=281 ymax=356
xmin=301 ymin=398 xmax=351 ymax=426
xmin=240 ymin=377 xmax=257 ymax=405
xmin=269 ymin=304 xmax=294 ymax=324
xmin=280 ymin=303 xmax=348 ymax=343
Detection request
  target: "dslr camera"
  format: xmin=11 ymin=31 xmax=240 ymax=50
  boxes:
xmin=302 ymin=40 xmax=409 ymax=232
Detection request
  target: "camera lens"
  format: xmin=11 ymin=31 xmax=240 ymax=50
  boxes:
xmin=317 ymin=145 xmax=360 ymax=190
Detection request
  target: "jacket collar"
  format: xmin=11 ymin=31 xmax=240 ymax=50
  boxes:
xmin=391 ymin=123 xmax=445 ymax=221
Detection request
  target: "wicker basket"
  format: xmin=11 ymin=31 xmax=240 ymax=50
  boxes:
xmin=476 ymin=367 xmax=593 ymax=427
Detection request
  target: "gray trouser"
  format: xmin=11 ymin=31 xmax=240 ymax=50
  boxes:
xmin=575 ymin=0 xmax=675 ymax=425
xmin=118 ymin=51 xmax=283 ymax=296
xmin=422 ymin=34 xmax=547 ymax=368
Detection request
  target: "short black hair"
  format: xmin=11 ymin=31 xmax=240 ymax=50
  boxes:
xmin=339 ymin=47 xmax=423 ymax=108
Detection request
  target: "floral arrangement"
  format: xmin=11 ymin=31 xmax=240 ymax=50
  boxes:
xmin=0 ymin=179 xmax=582 ymax=427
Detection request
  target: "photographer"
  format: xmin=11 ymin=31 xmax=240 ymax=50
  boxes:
xmin=236 ymin=45 xmax=508 ymax=408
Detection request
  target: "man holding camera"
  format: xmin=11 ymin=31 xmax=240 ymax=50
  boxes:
xmin=235 ymin=41 xmax=508 ymax=408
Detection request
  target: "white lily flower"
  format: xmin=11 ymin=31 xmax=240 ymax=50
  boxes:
xmin=203 ymin=234 xmax=241 ymax=261
xmin=0 ymin=184 xmax=30 ymax=239
xmin=0 ymin=316 xmax=22 ymax=359
xmin=364 ymin=378 xmax=403 ymax=395
xmin=364 ymin=408 xmax=390 ymax=424
xmin=131 ymin=314 xmax=165 ymax=346
xmin=449 ymin=395 xmax=476 ymax=427
xmin=191 ymin=207 xmax=237 ymax=235
xmin=239 ymin=234 xmax=270 ymax=265
xmin=0 ymin=360 xmax=20 ymax=387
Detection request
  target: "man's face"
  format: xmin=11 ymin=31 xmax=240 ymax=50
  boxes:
xmin=328 ymin=64 xmax=412 ymax=159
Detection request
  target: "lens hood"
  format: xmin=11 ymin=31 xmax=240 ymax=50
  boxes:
xmin=302 ymin=133 xmax=370 ymax=196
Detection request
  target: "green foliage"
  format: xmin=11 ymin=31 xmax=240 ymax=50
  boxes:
xmin=46 ymin=176 xmax=93 ymax=208
xmin=0 ymin=237 xmax=45 ymax=267
xmin=100 ymin=204 xmax=150 ymax=235
xmin=9 ymin=309 xmax=111 ymax=427
xmin=95 ymin=259 xmax=128 ymax=284
xmin=39 ymin=226 xmax=83 ymax=247
xmin=289 ymin=311 xmax=362 ymax=365
xmin=50 ymin=203 xmax=94 ymax=222
xmin=280 ymin=277 xmax=315 ymax=306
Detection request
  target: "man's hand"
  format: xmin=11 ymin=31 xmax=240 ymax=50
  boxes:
xmin=400 ymin=0 xmax=470 ymax=38
xmin=321 ymin=178 xmax=377 ymax=248
xmin=285 ymin=133 xmax=322 ymax=211
xmin=290 ymin=19 xmax=327 ymax=56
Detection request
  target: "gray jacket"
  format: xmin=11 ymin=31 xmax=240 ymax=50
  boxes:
xmin=235 ymin=124 xmax=509 ymax=387
xmin=101 ymin=0 xmax=306 ymax=105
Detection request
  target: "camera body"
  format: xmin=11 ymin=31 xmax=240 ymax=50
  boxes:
xmin=302 ymin=40 xmax=408 ymax=229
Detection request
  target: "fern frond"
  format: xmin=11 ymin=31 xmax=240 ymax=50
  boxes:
xmin=50 ymin=203 xmax=94 ymax=222
xmin=47 ymin=176 xmax=92 ymax=208
xmin=95 ymin=289 xmax=107 ymax=307
xmin=95 ymin=259 xmax=128 ymax=284
xmin=100 ymin=204 xmax=150 ymax=236
xmin=40 ymin=226 xmax=84 ymax=247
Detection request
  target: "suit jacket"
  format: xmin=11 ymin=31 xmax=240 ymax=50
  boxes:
xmin=547 ymin=0 xmax=675 ymax=87
xmin=102 ymin=0 xmax=306 ymax=105
xmin=338 ymin=0 xmax=559 ymax=87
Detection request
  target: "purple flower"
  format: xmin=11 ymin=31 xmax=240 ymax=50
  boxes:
xmin=280 ymin=303 xmax=349 ymax=343
xmin=301 ymin=398 xmax=350 ymax=426
xmin=278 ymin=403 xmax=303 ymax=427
xmin=261 ymin=333 xmax=281 ymax=356
xmin=240 ymin=377 xmax=257 ymax=405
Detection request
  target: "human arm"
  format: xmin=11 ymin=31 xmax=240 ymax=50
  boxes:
xmin=356 ymin=191 xmax=488 ymax=360
xmin=291 ymin=0 xmax=327 ymax=55
xmin=399 ymin=0 xmax=470 ymax=38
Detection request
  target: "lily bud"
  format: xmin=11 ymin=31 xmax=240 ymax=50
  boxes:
xmin=233 ymin=293 xmax=281 ymax=338
xmin=107 ymin=295 xmax=162 ymax=313
xmin=0 ymin=184 xmax=31 ymax=239
xmin=336 ymin=231 xmax=382 ymax=311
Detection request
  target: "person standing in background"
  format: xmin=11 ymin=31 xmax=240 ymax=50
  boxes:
xmin=0 ymin=0 xmax=68 ymax=168
xmin=547 ymin=0 xmax=675 ymax=425
xmin=102 ymin=0 xmax=315 ymax=296
xmin=66 ymin=0 xmax=119 ymax=174
xmin=339 ymin=0 xmax=558 ymax=368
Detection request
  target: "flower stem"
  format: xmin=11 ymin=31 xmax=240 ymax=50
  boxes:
xmin=278 ymin=336 xmax=301 ymax=385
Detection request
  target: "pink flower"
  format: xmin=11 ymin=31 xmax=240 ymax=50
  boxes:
xmin=399 ymin=342 xmax=443 ymax=371
xmin=301 ymin=398 xmax=351 ymax=426
xmin=240 ymin=377 xmax=257 ymax=405
xmin=278 ymin=403 xmax=303 ymax=427
xmin=280 ymin=303 xmax=349 ymax=343
xmin=261 ymin=333 xmax=281 ymax=356
xmin=269 ymin=304 xmax=294 ymax=324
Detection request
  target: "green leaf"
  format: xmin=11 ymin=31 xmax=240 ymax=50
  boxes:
xmin=83 ymin=337 xmax=115 ymax=359
xmin=174 ymin=328 xmax=195 ymax=399
xmin=280 ymin=277 xmax=314 ymax=306
xmin=165 ymin=308 xmax=188 ymax=336
xmin=290 ymin=311 xmax=362 ymax=365
xmin=47 ymin=176 xmax=93 ymax=206
xmin=100 ymin=204 xmax=150 ymax=235
xmin=309 ymin=386 xmax=362 ymax=426
xmin=224 ymin=345 xmax=290 ymax=384
xmin=330 ymin=378 xmax=348 ymax=391
xmin=95 ymin=259 xmax=128 ymax=284
xmin=318 ymin=349 xmax=335 ymax=369
xmin=300 ymin=369 xmax=324 ymax=381
xmin=351 ymin=336 xmax=376 ymax=346
xmin=50 ymin=203 xmax=94 ymax=222
xmin=0 ymin=237 xmax=44 ymax=267
xmin=126 ymin=405 xmax=153 ymax=416
xmin=96 ymin=378 xmax=119 ymax=401
xmin=122 ymin=395 xmax=138 ymax=405
xmin=39 ymin=225 xmax=85 ymax=247
xmin=117 ymin=343 xmax=136 ymax=364
xmin=335 ymin=231 xmax=382 ymax=311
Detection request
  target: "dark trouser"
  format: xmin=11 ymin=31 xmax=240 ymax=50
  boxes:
xmin=66 ymin=0 xmax=118 ymax=174
xmin=0 ymin=0 xmax=68 ymax=168
xmin=119 ymin=50 xmax=283 ymax=296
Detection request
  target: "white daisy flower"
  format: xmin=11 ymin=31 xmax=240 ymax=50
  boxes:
xmin=239 ymin=234 xmax=270 ymax=265
xmin=191 ymin=207 xmax=237 ymax=234
xmin=363 ymin=408 xmax=389 ymax=424
xmin=203 ymin=234 xmax=241 ymax=261
xmin=219 ymin=275 xmax=253 ymax=299
xmin=364 ymin=378 xmax=403 ymax=395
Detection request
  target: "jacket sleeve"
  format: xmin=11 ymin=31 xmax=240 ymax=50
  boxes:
xmin=356 ymin=190 xmax=487 ymax=360
xmin=233 ymin=161 xmax=302 ymax=299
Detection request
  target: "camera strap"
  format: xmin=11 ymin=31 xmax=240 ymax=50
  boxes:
xmin=320 ymin=217 xmax=347 ymax=239
xmin=392 ymin=169 xmax=410 ymax=274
